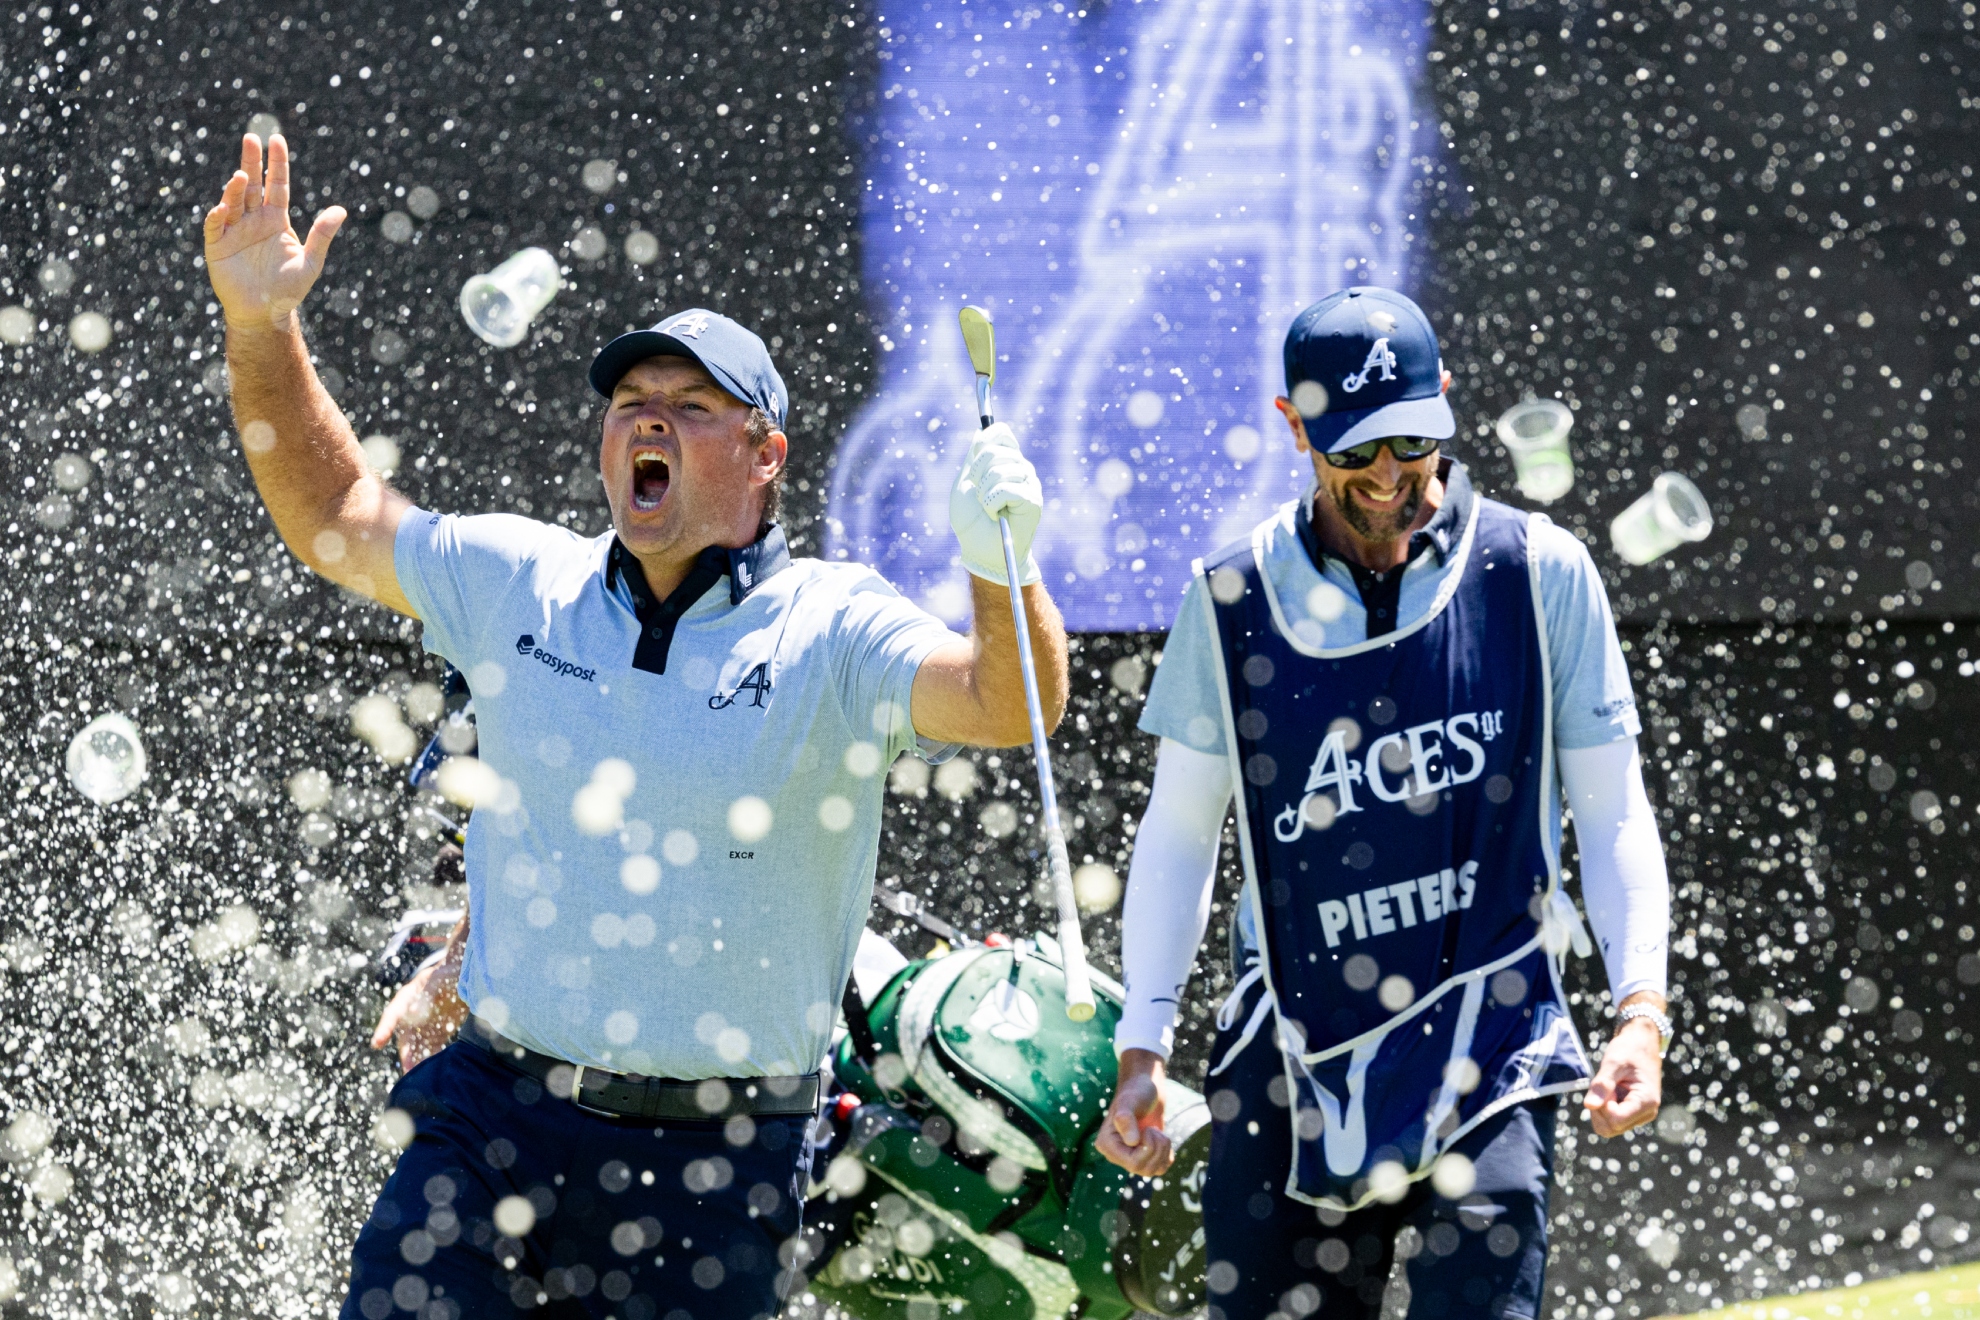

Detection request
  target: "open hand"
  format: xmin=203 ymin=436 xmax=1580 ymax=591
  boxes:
xmin=1095 ymin=1048 xmax=1175 ymax=1176
xmin=371 ymin=923 xmax=469 ymax=1074
xmin=1584 ymin=1016 xmax=1663 ymax=1138
xmin=201 ymin=133 xmax=346 ymax=330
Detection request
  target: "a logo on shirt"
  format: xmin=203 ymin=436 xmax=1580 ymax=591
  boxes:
xmin=1272 ymin=707 xmax=1504 ymax=841
xmin=709 ymin=662 xmax=772 ymax=710
xmin=517 ymin=634 xmax=597 ymax=684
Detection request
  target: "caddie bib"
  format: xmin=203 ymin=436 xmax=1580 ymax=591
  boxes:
xmin=1199 ymin=496 xmax=1592 ymax=1211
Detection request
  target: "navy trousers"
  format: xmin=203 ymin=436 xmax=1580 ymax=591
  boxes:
xmin=1201 ymin=1004 xmax=1558 ymax=1320
xmin=340 ymin=1039 xmax=812 ymax=1320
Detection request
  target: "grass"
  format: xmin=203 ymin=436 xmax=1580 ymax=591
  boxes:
xmin=1662 ymin=1262 xmax=1980 ymax=1319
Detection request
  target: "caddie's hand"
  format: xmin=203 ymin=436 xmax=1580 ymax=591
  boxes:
xmin=202 ymin=132 xmax=346 ymax=331
xmin=371 ymin=923 xmax=469 ymax=1074
xmin=1095 ymin=1048 xmax=1174 ymax=1176
xmin=948 ymin=421 xmax=1044 ymax=586
xmin=1584 ymin=1016 xmax=1663 ymax=1138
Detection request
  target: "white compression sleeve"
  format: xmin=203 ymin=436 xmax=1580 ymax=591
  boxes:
xmin=1114 ymin=738 xmax=1234 ymax=1058
xmin=1558 ymin=740 xmax=1670 ymax=1003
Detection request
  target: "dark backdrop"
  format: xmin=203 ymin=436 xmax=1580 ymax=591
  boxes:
xmin=0 ymin=1 xmax=1972 ymax=1317
xmin=1421 ymin=0 xmax=1980 ymax=627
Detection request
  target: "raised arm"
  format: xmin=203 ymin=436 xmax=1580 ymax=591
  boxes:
xmin=909 ymin=577 xmax=1069 ymax=748
xmin=908 ymin=423 xmax=1069 ymax=747
xmin=203 ymin=132 xmax=412 ymax=614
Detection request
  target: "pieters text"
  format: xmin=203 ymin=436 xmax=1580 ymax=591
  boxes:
xmin=1316 ymin=861 xmax=1480 ymax=948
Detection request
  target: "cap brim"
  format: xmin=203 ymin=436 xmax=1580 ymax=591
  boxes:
xmin=1306 ymin=393 xmax=1457 ymax=453
xmin=587 ymin=330 xmax=757 ymax=413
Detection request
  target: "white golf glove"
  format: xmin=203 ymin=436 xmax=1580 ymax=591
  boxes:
xmin=948 ymin=422 xmax=1044 ymax=586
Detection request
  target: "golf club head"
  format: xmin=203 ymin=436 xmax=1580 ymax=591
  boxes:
xmin=958 ymin=305 xmax=996 ymax=383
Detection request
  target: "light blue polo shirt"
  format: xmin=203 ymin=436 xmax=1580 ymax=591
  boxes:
xmin=1140 ymin=466 xmax=1642 ymax=947
xmin=395 ymin=508 xmax=960 ymax=1079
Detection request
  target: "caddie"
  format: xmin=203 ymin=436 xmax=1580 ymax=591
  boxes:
xmin=203 ymin=132 xmax=1067 ymax=1320
xmin=1095 ymin=287 xmax=1672 ymax=1320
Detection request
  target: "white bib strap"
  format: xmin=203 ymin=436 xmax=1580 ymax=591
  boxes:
xmin=1544 ymin=888 xmax=1594 ymax=958
xmin=1208 ymin=961 xmax=1272 ymax=1077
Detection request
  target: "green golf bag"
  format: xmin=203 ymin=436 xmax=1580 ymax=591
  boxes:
xmin=806 ymin=939 xmax=1210 ymax=1320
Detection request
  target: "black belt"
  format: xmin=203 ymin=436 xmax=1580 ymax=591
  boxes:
xmin=462 ymin=1019 xmax=820 ymax=1122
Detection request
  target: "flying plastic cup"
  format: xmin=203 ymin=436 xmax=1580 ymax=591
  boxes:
xmin=1610 ymin=471 xmax=1714 ymax=565
xmin=1494 ymin=398 xmax=1575 ymax=503
xmin=66 ymin=712 xmax=147 ymax=804
xmin=459 ymin=247 xmax=563 ymax=348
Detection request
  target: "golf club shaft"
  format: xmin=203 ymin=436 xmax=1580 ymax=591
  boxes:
xmin=978 ymin=385 xmax=1095 ymax=1021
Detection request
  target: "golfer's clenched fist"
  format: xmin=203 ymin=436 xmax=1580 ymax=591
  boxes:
xmin=202 ymin=133 xmax=346 ymax=330
xmin=1095 ymin=1047 xmax=1175 ymax=1177
xmin=948 ymin=421 xmax=1045 ymax=586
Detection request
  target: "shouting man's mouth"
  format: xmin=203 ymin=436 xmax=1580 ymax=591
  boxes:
xmin=631 ymin=451 xmax=670 ymax=511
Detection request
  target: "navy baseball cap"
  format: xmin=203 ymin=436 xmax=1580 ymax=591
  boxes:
xmin=1283 ymin=287 xmax=1454 ymax=453
xmin=588 ymin=308 xmax=789 ymax=429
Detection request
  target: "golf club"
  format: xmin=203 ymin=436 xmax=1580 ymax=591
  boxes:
xmin=958 ymin=304 xmax=1096 ymax=1022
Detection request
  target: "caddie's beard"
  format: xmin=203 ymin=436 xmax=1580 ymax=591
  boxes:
xmin=1321 ymin=468 xmax=1430 ymax=542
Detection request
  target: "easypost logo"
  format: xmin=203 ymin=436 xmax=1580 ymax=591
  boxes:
xmin=515 ymin=634 xmax=596 ymax=684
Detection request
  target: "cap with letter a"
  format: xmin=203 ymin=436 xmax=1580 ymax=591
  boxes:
xmin=1282 ymin=287 xmax=1454 ymax=454
xmin=588 ymin=308 xmax=789 ymax=429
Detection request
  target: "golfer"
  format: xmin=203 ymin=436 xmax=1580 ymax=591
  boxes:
xmin=1095 ymin=288 xmax=1671 ymax=1320
xmin=203 ymin=133 xmax=1068 ymax=1320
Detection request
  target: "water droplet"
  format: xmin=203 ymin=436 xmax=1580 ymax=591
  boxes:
xmin=370 ymin=328 xmax=408 ymax=364
xmin=0 ymin=306 xmax=35 ymax=344
xmin=37 ymin=257 xmax=73 ymax=296
xmin=625 ymin=229 xmax=660 ymax=265
xmin=360 ymin=434 xmax=401 ymax=475
xmin=1073 ymin=863 xmax=1122 ymax=913
xmin=67 ymin=311 xmax=111 ymax=353
xmin=1291 ymin=379 xmax=1329 ymax=418
xmin=1109 ymin=655 xmax=1147 ymax=695
xmin=65 ymin=713 xmax=147 ymax=804
xmin=978 ymin=801 xmax=1018 ymax=838
xmin=582 ymin=158 xmax=619 ymax=194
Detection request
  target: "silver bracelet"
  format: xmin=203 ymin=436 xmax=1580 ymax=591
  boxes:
xmin=1616 ymin=1003 xmax=1673 ymax=1055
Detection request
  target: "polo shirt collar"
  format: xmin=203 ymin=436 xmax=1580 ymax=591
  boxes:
xmin=605 ymin=524 xmax=791 ymax=676
xmin=605 ymin=522 xmax=791 ymax=610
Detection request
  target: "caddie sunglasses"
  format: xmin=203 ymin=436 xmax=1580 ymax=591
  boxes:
xmin=1322 ymin=435 xmax=1442 ymax=470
